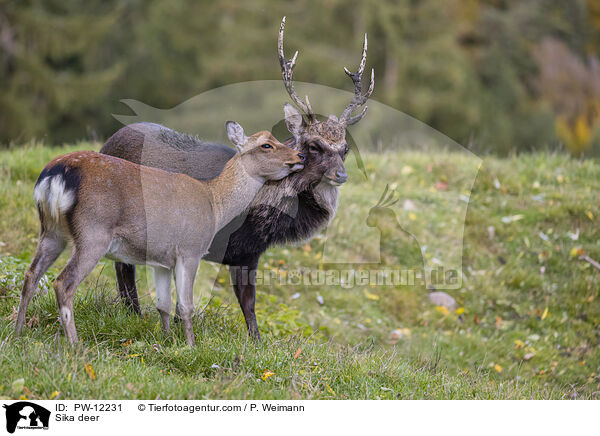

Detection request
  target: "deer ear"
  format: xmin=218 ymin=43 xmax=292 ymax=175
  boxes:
xmin=283 ymin=103 xmax=305 ymax=138
xmin=226 ymin=121 xmax=247 ymax=152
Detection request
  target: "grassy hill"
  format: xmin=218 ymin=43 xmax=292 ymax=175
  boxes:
xmin=0 ymin=143 xmax=598 ymax=399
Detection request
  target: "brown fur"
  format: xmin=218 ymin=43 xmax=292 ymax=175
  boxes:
xmin=15 ymin=128 xmax=303 ymax=346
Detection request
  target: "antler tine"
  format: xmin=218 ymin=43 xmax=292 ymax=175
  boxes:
xmin=278 ymin=17 xmax=316 ymax=122
xmin=340 ymin=33 xmax=375 ymax=126
xmin=345 ymin=105 xmax=368 ymax=126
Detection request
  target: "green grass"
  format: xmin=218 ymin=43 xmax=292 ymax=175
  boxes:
xmin=0 ymin=143 xmax=598 ymax=399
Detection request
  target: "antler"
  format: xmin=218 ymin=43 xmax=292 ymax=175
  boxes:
xmin=375 ymin=184 xmax=399 ymax=207
xmin=278 ymin=17 xmax=316 ymax=122
xmin=339 ymin=34 xmax=375 ymax=126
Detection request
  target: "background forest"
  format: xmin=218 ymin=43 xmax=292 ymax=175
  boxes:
xmin=1 ymin=0 xmax=600 ymax=155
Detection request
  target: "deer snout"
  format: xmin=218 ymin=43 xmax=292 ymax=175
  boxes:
xmin=285 ymin=152 xmax=305 ymax=172
xmin=334 ymin=169 xmax=347 ymax=183
xmin=325 ymin=167 xmax=347 ymax=185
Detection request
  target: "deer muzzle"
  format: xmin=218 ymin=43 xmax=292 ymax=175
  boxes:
xmin=286 ymin=152 xmax=305 ymax=172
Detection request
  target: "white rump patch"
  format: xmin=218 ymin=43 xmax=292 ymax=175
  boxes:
xmin=34 ymin=174 xmax=76 ymax=221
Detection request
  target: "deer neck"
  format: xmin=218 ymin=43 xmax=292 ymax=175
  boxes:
xmin=208 ymin=153 xmax=265 ymax=230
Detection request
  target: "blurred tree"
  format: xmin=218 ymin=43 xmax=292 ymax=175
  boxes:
xmin=533 ymin=37 xmax=600 ymax=154
xmin=0 ymin=0 xmax=599 ymax=155
xmin=0 ymin=0 xmax=124 ymax=144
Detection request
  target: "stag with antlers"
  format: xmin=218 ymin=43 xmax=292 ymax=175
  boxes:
xmin=99 ymin=17 xmax=374 ymax=340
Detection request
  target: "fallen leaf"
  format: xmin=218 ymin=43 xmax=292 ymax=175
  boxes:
xmin=435 ymin=306 xmax=449 ymax=315
xmin=84 ymin=363 xmax=96 ymax=381
xmin=570 ymin=247 xmax=584 ymax=258
xmin=501 ymin=214 xmax=524 ymax=224
xmin=541 ymin=307 xmax=549 ymax=320
xmin=514 ymin=339 xmax=525 ymax=349
xmin=363 ymin=289 xmax=380 ymax=301
xmin=387 ymin=328 xmax=411 ymax=344
xmin=325 ymin=384 xmax=336 ymax=396
xmin=494 ymin=364 xmax=503 ymax=373
xmin=293 ymin=348 xmax=303 ymax=359
xmin=261 ymin=370 xmax=275 ymax=381
xmin=49 ymin=390 xmax=59 ymax=399
xmin=26 ymin=315 xmax=38 ymax=328
xmin=435 ymin=181 xmax=448 ymax=191
xmin=7 ymin=306 xmax=17 ymax=322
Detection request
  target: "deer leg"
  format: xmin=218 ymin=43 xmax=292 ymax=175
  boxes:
xmin=153 ymin=266 xmax=172 ymax=335
xmin=230 ymin=257 xmax=260 ymax=341
xmin=174 ymin=256 xmax=200 ymax=346
xmin=53 ymin=236 xmax=111 ymax=344
xmin=115 ymin=262 xmax=141 ymax=315
xmin=15 ymin=233 xmax=66 ymax=335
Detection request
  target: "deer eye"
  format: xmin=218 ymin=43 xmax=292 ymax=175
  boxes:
xmin=309 ymin=144 xmax=320 ymax=153
xmin=261 ymin=143 xmax=273 ymax=149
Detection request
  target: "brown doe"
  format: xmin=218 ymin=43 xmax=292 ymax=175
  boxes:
xmin=14 ymin=122 xmax=304 ymax=346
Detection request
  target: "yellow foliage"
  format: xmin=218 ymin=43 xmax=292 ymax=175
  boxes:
xmin=435 ymin=306 xmax=449 ymax=315
xmin=84 ymin=363 xmax=96 ymax=381
xmin=555 ymin=99 xmax=600 ymax=154
xmin=261 ymin=370 xmax=275 ymax=381
xmin=555 ymin=115 xmax=591 ymax=154
xmin=363 ymin=289 xmax=380 ymax=301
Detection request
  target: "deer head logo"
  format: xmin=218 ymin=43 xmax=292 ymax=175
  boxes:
xmin=366 ymin=185 xmax=425 ymax=274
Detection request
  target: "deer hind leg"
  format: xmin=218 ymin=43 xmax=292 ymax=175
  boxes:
xmin=174 ymin=256 xmax=200 ymax=346
xmin=153 ymin=266 xmax=172 ymax=335
xmin=53 ymin=235 xmax=111 ymax=344
xmin=15 ymin=233 xmax=66 ymax=335
xmin=115 ymin=262 xmax=141 ymax=315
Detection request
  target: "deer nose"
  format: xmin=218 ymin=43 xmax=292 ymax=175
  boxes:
xmin=297 ymin=152 xmax=305 ymax=163
xmin=335 ymin=169 xmax=347 ymax=183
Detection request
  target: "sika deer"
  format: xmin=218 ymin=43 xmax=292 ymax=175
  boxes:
xmin=15 ymin=122 xmax=304 ymax=346
xmin=101 ymin=17 xmax=374 ymax=339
